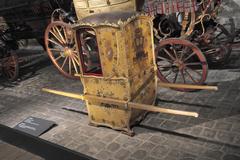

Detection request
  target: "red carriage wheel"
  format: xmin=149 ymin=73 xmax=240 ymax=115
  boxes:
xmin=2 ymin=52 xmax=19 ymax=81
xmin=45 ymin=21 xmax=80 ymax=79
xmin=155 ymin=38 xmax=208 ymax=91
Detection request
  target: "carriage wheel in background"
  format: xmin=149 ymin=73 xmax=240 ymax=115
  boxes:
xmin=200 ymin=22 xmax=235 ymax=65
xmin=155 ymin=38 xmax=208 ymax=91
xmin=45 ymin=21 xmax=80 ymax=79
xmin=2 ymin=52 xmax=19 ymax=81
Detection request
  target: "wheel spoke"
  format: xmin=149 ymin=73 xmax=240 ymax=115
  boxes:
xmin=61 ymin=57 xmax=68 ymax=69
xmin=173 ymin=71 xmax=179 ymax=83
xmin=180 ymin=46 xmax=188 ymax=60
xmin=50 ymin=48 xmax=64 ymax=52
xmin=72 ymin=51 xmax=80 ymax=58
xmin=185 ymin=69 xmax=198 ymax=83
xmin=158 ymin=64 xmax=172 ymax=69
xmin=73 ymin=51 xmax=79 ymax=55
xmin=171 ymin=45 xmax=178 ymax=59
xmin=62 ymin=26 xmax=68 ymax=42
xmin=180 ymin=70 xmax=186 ymax=83
xmin=180 ymin=51 xmax=184 ymax=61
xmin=50 ymin=30 xmax=65 ymax=45
xmin=157 ymin=56 xmax=172 ymax=63
xmin=72 ymin=54 xmax=80 ymax=65
xmin=185 ymin=66 xmax=202 ymax=77
xmin=55 ymin=55 xmax=62 ymax=61
xmin=8 ymin=70 xmax=15 ymax=76
xmin=71 ymin=56 xmax=79 ymax=74
xmin=52 ymin=27 xmax=64 ymax=44
xmin=164 ymin=70 xmax=173 ymax=78
xmin=48 ymin=39 xmax=63 ymax=47
xmin=6 ymin=68 xmax=14 ymax=78
xmin=53 ymin=26 xmax=66 ymax=44
xmin=5 ymin=71 xmax=11 ymax=78
xmin=69 ymin=57 xmax=72 ymax=75
xmin=163 ymin=48 xmax=175 ymax=61
xmin=184 ymin=52 xmax=195 ymax=62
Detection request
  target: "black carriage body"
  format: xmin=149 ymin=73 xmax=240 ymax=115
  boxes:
xmin=0 ymin=0 xmax=72 ymax=40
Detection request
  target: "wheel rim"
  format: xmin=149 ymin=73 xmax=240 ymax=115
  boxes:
xmin=156 ymin=38 xmax=208 ymax=91
xmin=2 ymin=52 xmax=19 ymax=81
xmin=45 ymin=21 xmax=80 ymax=79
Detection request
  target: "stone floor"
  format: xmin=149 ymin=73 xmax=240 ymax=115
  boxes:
xmin=0 ymin=47 xmax=240 ymax=160
xmin=0 ymin=141 xmax=43 ymax=160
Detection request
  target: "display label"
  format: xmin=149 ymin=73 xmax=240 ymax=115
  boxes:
xmin=14 ymin=117 xmax=56 ymax=137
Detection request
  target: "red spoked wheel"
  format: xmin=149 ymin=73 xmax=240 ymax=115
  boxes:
xmin=156 ymin=38 xmax=208 ymax=91
xmin=2 ymin=52 xmax=19 ymax=81
xmin=45 ymin=21 xmax=80 ymax=79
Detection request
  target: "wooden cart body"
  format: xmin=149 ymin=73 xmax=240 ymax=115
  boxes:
xmin=73 ymin=12 xmax=156 ymax=133
xmin=43 ymin=12 xmax=208 ymax=135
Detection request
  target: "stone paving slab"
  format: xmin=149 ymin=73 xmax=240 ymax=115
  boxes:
xmin=0 ymin=49 xmax=240 ymax=160
xmin=0 ymin=141 xmax=43 ymax=160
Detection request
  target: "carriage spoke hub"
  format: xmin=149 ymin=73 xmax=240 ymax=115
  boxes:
xmin=174 ymin=60 xmax=185 ymax=71
xmin=63 ymin=48 xmax=73 ymax=57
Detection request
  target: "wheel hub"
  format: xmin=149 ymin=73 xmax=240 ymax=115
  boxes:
xmin=63 ymin=48 xmax=72 ymax=57
xmin=173 ymin=60 xmax=185 ymax=71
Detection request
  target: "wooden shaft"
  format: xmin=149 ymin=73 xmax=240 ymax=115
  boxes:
xmin=128 ymin=102 xmax=198 ymax=118
xmin=158 ymin=82 xmax=218 ymax=91
xmin=42 ymin=88 xmax=85 ymax=100
xmin=42 ymin=88 xmax=126 ymax=106
xmin=42 ymin=88 xmax=198 ymax=117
